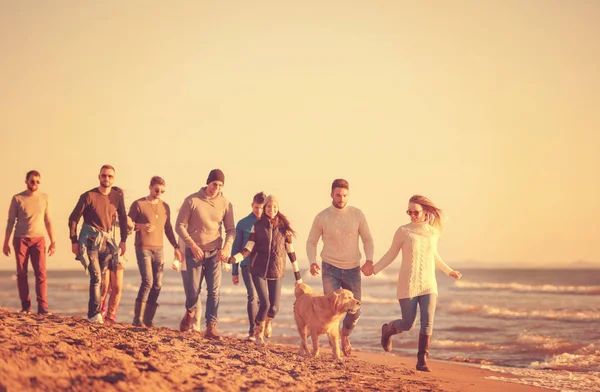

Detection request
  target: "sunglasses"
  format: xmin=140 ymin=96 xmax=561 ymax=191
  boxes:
xmin=154 ymin=189 xmax=165 ymax=194
xmin=28 ymin=180 xmax=40 ymax=185
xmin=406 ymin=210 xmax=423 ymax=217
xmin=100 ymin=174 xmax=114 ymax=179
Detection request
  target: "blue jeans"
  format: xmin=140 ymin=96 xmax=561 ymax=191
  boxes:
xmin=252 ymin=275 xmax=281 ymax=322
xmin=182 ymin=247 xmax=221 ymax=324
xmin=392 ymin=294 xmax=437 ymax=336
xmin=321 ymin=261 xmax=362 ymax=332
xmin=241 ymin=265 xmax=258 ymax=334
xmin=135 ymin=248 xmax=164 ymax=305
xmin=87 ymin=244 xmax=113 ymax=318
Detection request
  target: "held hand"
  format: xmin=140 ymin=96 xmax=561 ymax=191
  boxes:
xmin=71 ymin=243 xmax=79 ymax=256
xmin=232 ymin=275 xmax=239 ymax=285
xmin=227 ymin=256 xmax=236 ymax=264
xmin=174 ymin=247 xmax=183 ymax=262
xmin=48 ymin=242 xmax=56 ymax=256
xmin=217 ymin=246 xmax=230 ymax=263
xmin=222 ymin=263 xmax=231 ymax=272
xmin=2 ymin=243 xmax=10 ymax=257
xmin=450 ymin=270 xmax=462 ymax=279
xmin=309 ymin=263 xmax=321 ymax=276
xmin=361 ymin=261 xmax=374 ymax=276
xmin=119 ymin=242 xmax=126 ymax=256
xmin=191 ymin=244 xmax=204 ymax=261
xmin=172 ymin=259 xmax=181 ymax=272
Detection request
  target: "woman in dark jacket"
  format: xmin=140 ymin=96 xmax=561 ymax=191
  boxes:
xmin=228 ymin=195 xmax=303 ymax=344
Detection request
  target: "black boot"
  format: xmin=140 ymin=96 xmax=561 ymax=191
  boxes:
xmin=133 ymin=300 xmax=146 ymax=327
xmin=143 ymin=302 xmax=159 ymax=328
xmin=416 ymin=333 xmax=432 ymax=372
xmin=381 ymin=322 xmax=399 ymax=352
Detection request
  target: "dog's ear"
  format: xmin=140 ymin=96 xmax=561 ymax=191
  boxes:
xmin=328 ymin=291 xmax=344 ymax=312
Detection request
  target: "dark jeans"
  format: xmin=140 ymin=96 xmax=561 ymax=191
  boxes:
xmin=87 ymin=243 xmax=113 ymax=318
xmin=392 ymin=294 xmax=437 ymax=335
xmin=252 ymin=275 xmax=281 ymax=322
xmin=135 ymin=248 xmax=165 ymax=305
xmin=182 ymin=247 xmax=221 ymax=324
xmin=14 ymin=237 xmax=47 ymax=312
xmin=321 ymin=261 xmax=362 ymax=332
xmin=241 ymin=265 xmax=258 ymax=334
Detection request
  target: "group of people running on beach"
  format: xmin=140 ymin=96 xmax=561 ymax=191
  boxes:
xmin=4 ymin=165 xmax=462 ymax=372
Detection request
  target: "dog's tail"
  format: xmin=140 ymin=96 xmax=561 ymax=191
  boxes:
xmin=294 ymin=282 xmax=312 ymax=298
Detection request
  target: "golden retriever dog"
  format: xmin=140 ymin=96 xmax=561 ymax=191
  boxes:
xmin=293 ymin=283 xmax=361 ymax=361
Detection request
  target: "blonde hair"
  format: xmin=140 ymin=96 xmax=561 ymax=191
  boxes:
xmin=409 ymin=195 xmax=443 ymax=230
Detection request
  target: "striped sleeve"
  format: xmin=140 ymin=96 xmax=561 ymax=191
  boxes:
xmin=286 ymin=235 xmax=302 ymax=283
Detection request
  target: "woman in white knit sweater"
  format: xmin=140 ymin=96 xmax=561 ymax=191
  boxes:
xmin=361 ymin=195 xmax=461 ymax=372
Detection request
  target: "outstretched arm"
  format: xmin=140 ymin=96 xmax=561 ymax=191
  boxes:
xmin=373 ymin=227 xmax=405 ymax=275
xmin=228 ymin=225 xmax=256 ymax=264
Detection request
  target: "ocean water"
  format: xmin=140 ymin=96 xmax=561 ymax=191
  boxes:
xmin=1 ymin=266 xmax=599 ymax=392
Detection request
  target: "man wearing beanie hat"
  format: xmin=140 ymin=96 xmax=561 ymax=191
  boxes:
xmin=206 ymin=169 xmax=225 ymax=185
xmin=175 ymin=168 xmax=235 ymax=339
xmin=306 ymin=178 xmax=374 ymax=356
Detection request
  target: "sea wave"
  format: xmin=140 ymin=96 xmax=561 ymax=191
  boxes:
xmin=450 ymin=301 xmax=600 ymax=321
xmin=483 ymin=365 xmax=600 ymax=392
xmin=453 ymin=281 xmax=600 ymax=295
xmin=516 ymin=333 xmax=582 ymax=354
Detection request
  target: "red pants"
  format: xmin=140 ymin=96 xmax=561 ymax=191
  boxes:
xmin=14 ymin=237 xmax=48 ymax=312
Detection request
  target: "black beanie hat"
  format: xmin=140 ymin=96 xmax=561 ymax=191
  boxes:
xmin=206 ymin=169 xmax=225 ymax=185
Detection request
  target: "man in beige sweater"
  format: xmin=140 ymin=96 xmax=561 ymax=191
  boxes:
xmin=306 ymin=178 xmax=374 ymax=356
xmin=3 ymin=170 xmax=56 ymax=314
xmin=175 ymin=169 xmax=235 ymax=339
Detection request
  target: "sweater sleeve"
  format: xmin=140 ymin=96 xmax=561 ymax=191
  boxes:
xmin=231 ymin=223 xmax=244 ymax=275
xmin=68 ymin=193 xmax=87 ymax=243
xmin=5 ymin=196 xmax=18 ymax=235
xmin=223 ymin=202 xmax=235 ymax=248
xmin=175 ymin=198 xmax=193 ymax=245
xmin=305 ymin=214 xmax=322 ymax=265
xmin=286 ymin=234 xmax=302 ymax=283
xmin=373 ymin=227 xmax=404 ymax=275
xmin=164 ymin=203 xmax=179 ymax=248
xmin=434 ymin=251 xmax=453 ymax=275
xmin=358 ymin=210 xmax=374 ymax=261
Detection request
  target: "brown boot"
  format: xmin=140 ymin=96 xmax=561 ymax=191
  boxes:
xmin=143 ymin=302 xmax=158 ymax=328
xmin=341 ymin=327 xmax=352 ymax=356
xmin=381 ymin=322 xmax=399 ymax=352
xmin=416 ymin=334 xmax=432 ymax=372
xmin=179 ymin=309 xmax=195 ymax=332
xmin=133 ymin=300 xmax=147 ymax=327
xmin=253 ymin=320 xmax=265 ymax=345
xmin=264 ymin=317 xmax=274 ymax=338
xmin=205 ymin=322 xmax=223 ymax=341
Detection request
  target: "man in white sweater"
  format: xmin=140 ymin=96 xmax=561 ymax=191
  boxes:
xmin=306 ymin=178 xmax=374 ymax=356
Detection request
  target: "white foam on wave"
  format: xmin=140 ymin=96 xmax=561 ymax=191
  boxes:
xmin=450 ymin=301 xmax=600 ymax=321
xmin=530 ymin=347 xmax=600 ymax=373
xmin=482 ymin=365 xmax=600 ymax=392
xmin=516 ymin=333 xmax=581 ymax=354
xmin=454 ymin=281 xmax=600 ymax=295
xmin=432 ymin=339 xmax=504 ymax=351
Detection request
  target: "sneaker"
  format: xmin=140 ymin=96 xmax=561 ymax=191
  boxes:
xmin=38 ymin=309 xmax=53 ymax=315
xmin=20 ymin=309 xmax=31 ymax=314
xmin=247 ymin=335 xmax=256 ymax=342
xmin=89 ymin=313 xmax=104 ymax=324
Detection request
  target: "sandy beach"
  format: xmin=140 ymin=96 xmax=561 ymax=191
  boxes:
xmin=0 ymin=308 xmax=549 ymax=392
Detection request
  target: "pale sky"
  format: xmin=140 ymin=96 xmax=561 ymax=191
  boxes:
xmin=1 ymin=1 xmax=598 ymax=270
